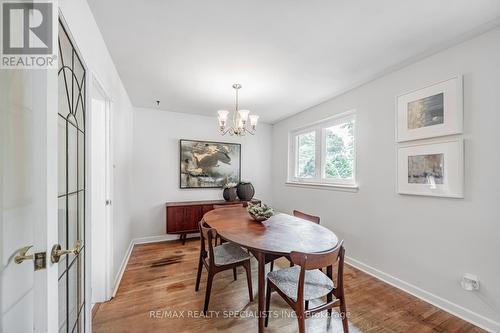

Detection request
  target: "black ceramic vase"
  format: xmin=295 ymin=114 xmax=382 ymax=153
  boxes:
xmin=236 ymin=182 xmax=255 ymax=201
xmin=223 ymin=187 xmax=238 ymax=202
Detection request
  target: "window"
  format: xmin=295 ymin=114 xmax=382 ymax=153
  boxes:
xmin=296 ymin=131 xmax=315 ymax=178
xmin=289 ymin=111 xmax=356 ymax=187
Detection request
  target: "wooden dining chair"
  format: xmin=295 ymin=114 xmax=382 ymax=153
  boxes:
xmin=293 ymin=210 xmax=320 ymax=224
xmin=195 ymin=220 xmax=253 ymax=314
xmin=269 ymin=210 xmax=321 ymax=272
xmin=265 ymin=241 xmax=347 ymax=333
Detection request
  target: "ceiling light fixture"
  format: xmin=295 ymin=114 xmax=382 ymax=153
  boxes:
xmin=217 ymin=83 xmax=259 ymax=136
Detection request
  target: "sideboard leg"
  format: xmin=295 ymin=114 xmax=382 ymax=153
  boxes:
xmin=180 ymin=234 xmax=187 ymax=245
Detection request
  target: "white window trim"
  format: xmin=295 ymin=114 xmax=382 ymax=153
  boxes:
xmin=288 ymin=110 xmax=358 ymax=189
xmin=285 ymin=181 xmax=359 ymax=191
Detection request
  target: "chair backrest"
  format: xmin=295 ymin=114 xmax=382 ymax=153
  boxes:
xmin=289 ymin=240 xmax=344 ymax=270
xmin=199 ymin=220 xmax=217 ymax=264
xmin=213 ymin=203 xmax=244 ymax=209
xmin=289 ymin=240 xmax=345 ymax=303
xmin=293 ymin=210 xmax=320 ymax=224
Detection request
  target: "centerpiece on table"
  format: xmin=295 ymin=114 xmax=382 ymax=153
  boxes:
xmin=247 ymin=202 xmax=274 ymax=222
xmin=222 ymin=182 xmax=238 ymax=202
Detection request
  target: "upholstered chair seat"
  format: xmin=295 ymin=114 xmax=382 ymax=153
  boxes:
xmin=213 ymin=243 xmax=251 ymax=266
xmin=267 ymin=266 xmax=334 ymax=301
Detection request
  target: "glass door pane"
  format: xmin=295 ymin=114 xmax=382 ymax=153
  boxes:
xmin=58 ymin=19 xmax=86 ymax=333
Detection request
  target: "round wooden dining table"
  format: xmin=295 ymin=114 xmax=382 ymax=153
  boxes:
xmin=203 ymin=206 xmax=339 ymax=333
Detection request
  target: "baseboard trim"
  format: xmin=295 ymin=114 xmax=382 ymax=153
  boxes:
xmin=345 ymin=256 xmax=500 ymax=333
xmin=112 ymin=239 xmax=134 ymax=298
xmin=134 ymin=233 xmax=199 ymax=244
xmin=134 ymin=234 xmax=176 ymax=244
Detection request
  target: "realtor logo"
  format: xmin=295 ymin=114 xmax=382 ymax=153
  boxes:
xmin=1 ymin=0 xmax=57 ymax=68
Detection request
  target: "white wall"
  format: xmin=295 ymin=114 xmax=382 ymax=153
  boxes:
xmin=272 ymin=27 xmax=500 ymax=331
xmin=131 ymin=108 xmax=273 ymax=240
xmin=60 ymin=0 xmax=135 ymax=281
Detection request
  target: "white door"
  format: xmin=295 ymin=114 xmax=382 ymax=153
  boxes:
xmin=0 ymin=69 xmax=58 ymax=333
xmin=1 ymin=14 xmax=87 ymax=333
xmin=90 ymin=81 xmax=113 ymax=304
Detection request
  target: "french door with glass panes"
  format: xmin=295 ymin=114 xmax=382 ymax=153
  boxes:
xmin=0 ymin=14 xmax=87 ymax=333
xmin=57 ymin=19 xmax=86 ymax=333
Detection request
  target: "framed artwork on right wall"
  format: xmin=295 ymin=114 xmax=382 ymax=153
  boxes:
xmin=397 ymin=137 xmax=464 ymax=198
xmin=396 ymin=75 xmax=463 ymax=142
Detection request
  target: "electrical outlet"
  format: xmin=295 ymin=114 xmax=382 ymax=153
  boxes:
xmin=461 ymin=274 xmax=479 ymax=291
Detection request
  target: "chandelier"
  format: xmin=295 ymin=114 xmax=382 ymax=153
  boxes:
xmin=217 ymin=83 xmax=259 ymax=136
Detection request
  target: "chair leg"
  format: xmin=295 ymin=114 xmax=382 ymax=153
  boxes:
xmin=243 ymin=261 xmax=253 ymax=302
xmin=340 ymin=297 xmax=349 ymax=333
xmin=297 ymin=312 xmax=306 ymax=333
xmin=195 ymin=256 xmax=203 ymax=292
xmin=305 ymin=300 xmax=309 ymax=310
xmin=203 ymin=270 xmax=214 ymax=314
xmin=327 ymin=292 xmax=332 ymax=316
xmin=233 ymin=267 xmax=237 ymax=280
xmin=270 ymin=260 xmax=274 ymax=272
xmin=265 ymin=282 xmax=271 ymax=327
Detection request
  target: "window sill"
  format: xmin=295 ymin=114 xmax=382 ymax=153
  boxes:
xmin=285 ymin=181 xmax=359 ymax=192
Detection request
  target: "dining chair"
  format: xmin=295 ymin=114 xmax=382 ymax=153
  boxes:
xmin=269 ymin=210 xmax=320 ymax=272
xmin=265 ymin=241 xmax=347 ymax=333
xmin=195 ymin=220 xmax=253 ymax=314
xmin=292 ymin=210 xmax=320 ymax=224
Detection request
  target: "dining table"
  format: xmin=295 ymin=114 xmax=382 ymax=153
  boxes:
xmin=203 ymin=206 xmax=339 ymax=333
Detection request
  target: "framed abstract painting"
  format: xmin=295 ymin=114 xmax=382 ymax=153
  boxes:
xmin=396 ymin=76 xmax=463 ymax=142
xmin=179 ymin=139 xmax=241 ymax=188
xmin=397 ymin=137 xmax=464 ymax=198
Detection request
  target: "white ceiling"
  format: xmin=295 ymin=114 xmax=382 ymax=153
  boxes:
xmin=88 ymin=0 xmax=500 ymax=123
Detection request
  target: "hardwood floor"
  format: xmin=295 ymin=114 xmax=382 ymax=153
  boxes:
xmin=92 ymin=239 xmax=484 ymax=333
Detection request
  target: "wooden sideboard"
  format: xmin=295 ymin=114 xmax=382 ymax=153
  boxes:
xmin=166 ymin=199 xmax=261 ymax=244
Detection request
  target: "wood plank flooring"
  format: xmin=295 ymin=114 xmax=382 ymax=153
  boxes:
xmin=92 ymin=239 xmax=485 ymax=333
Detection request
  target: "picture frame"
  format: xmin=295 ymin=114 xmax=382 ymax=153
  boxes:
xmin=397 ymin=137 xmax=464 ymax=198
xmin=179 ymin=139 xmax=241 ymax=189
xmin=396 ymin=76 xmax=463 ymax=142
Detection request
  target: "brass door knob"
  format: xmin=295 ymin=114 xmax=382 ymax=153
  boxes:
xmin=51 ymin=240 xmax=82 ymax=263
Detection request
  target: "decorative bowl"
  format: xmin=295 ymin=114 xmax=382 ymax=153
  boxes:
xmin=247 ymin=203 xmax=274 ymax=222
